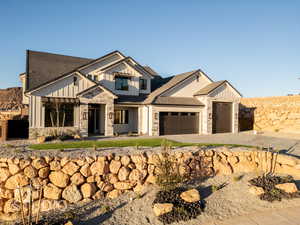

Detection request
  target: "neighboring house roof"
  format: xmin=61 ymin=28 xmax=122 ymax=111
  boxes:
xmin=0 ymin=87 xmax=24 ymax=110
xmin=194 ymin=80 xmax=242 ymax=97
xmin=144 ymin=70 xmax=200 ymax=104
xmin=26 ymin=50 xmax=93 ymax=92
xmin=153 ymin=97 xmax=204 ymax=106
xmin=115 ymin=94 xmax=149 ymax=105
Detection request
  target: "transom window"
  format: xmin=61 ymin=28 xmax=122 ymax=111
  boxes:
xmin=114 ymin=109 xmax=129 ymax=124
xmin=139 ymin=78 xmax=147 ymax=90
xmin=115 ymin=76 xmax=129 ymax=91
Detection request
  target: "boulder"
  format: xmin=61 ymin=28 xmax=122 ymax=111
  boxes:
xmin=0 ymin=187 xmax=13 ymax=199
xmin=249 ymin=186 xmax=265 ymax=195
xmin=129 ymin=169 xmax=142 ymax=182
xmin=118 ymin=166 xmax=130 ymax=181
xmin=153 ymin=203 xmax=173 ymax=216
xmin=0 ymin=168 xmax=10 ymax=182
xmin=131 ymin=154 xmax=146 ymax=164
xmin=90 ymin=160 xmax=109 ymax=176
xmin=107 ymin=174 xmax=119 ymax=184
xmin=8 ymin=164 xmax=20 ymax=175
xmin=121 ymin=155 xmax=131 ymax=166
xmin=276 ymin=155 xmax=298 ymax=166
xmin=180 ymin=189 xmax=200 ymax=203
xmin=213 ymin=160 xmax=233 ymax=175
xmin=106 ymin=189 xmax=121 ymax=199
xmin=24 ymin=166 xmax=38 ymax=178
xmin=80 ymin=164 xmax=91 ymax=177
xmin=37 ymin=136 xmax=46 ymax=144
xmin=133 ymin=183 xmax=145 ymax=193
xmin=109 ymin=160 xmax=121 ymax=174
xmin=19 ymin=159 xmax=31 ymax=169
xmin=5 ymin=174 xmax=29 ymax=189
xmin=62 ymin=162 xmax=79 ymax=176
xmin=3 ymin=199 xmax=20 ymax=214
xmin=81 ymin=183 xmax=97 ymax=198
xmin=49 ymin=171 xmax=69 ymax=188
xmin=50 ymin=161 xmax=61 ymax=171
xmin=275 ymin=183 xmax=298 ymax=193
xmin=97 ymin=182 xmax=114 ymax=192
xmin=62 ymin=185 xmax=82 ymax=203
xmin=39 ymin=167 xmax=50 ymax=178
xmin=114 ymin=181 xmax=136 ymax=190
xmin=145 ymin=174 xmax=156 ymax=184
xmin=32 ymin=158 xmax=47 ymax=169
xmin=60 ymin=157 xmax=70 ymax=167
xmin=92 ymin=190 xmax=105 ymax=200
xmin=70 ymin=173 xmax=85 ymax=185
xmin=43 ymin=184 xmax=62 ymax=200
xmin=86 ymin=176 xmax=95 ymax=183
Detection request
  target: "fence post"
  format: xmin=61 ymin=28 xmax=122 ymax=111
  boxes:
xmin=0 ymin=120 xmax=8 ymax=142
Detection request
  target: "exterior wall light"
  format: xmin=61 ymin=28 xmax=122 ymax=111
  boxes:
xmin=109 ymin=112 xmax=114 ymax=120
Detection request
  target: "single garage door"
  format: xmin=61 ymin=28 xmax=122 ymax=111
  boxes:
xmin=212 ymin=102 xmax=232 ymax=133
xmin=159 ymin=112 xmax=199 ymax=135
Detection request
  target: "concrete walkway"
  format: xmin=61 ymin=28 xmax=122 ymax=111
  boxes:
xmin=208 ymin=206 xmax=300 ymax=225
xmin=165 ymin=131 xmax=300 ymax=157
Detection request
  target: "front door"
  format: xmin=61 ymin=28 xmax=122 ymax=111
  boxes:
xmin=88 ymin=104 xmax=100 ymax=134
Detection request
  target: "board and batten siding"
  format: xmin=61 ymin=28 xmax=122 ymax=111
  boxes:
xmin=209 ymin=83 xmax=240 ymax=101
xmin=29 ymin=74 xmax=94 ymax=128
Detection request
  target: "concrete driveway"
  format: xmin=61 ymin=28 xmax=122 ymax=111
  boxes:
xmin=165 ymin=131 xmax=300 ymax=157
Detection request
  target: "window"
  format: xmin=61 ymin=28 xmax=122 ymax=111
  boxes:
xmin=139 ymin=78 xmax=147 ymax=90
xmin=87 ymin=74 xmax=92 ymax=80
xmin=45 ymin=103 xmax=74 ymax=127
xmin=114 ymin=109 xmax=129 ymax=124
xmin=115 ymin=76 xmax=129 ymax=91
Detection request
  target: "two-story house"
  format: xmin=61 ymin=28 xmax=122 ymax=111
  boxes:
xmin=20 ymin=50 xmax=242 ymax=139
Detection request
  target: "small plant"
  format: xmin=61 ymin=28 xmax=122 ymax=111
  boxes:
xmin=93 ymin=144 xmax=97 ymax=151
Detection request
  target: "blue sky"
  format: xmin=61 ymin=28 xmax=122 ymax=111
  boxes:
xmin=0 ymin=0 xmax=299 ymax=97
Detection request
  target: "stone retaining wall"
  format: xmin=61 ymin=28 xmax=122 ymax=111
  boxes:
xmin=239 ymin=96 xmax=300 ymax=133
xmin=0 ymin=148 xmax=299 ymax=221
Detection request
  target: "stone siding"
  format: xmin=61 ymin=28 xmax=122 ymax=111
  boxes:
xmin=0 ymin=148 xmax=299 ymax=220
xmin=29 ymin=127 xmax=79 ymax=139
xmin=240 ymin=96 xmax=300 ymax=133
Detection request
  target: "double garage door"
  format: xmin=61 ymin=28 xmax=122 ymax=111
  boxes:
xmin=159 ymin=112 xmax=199 ymax=135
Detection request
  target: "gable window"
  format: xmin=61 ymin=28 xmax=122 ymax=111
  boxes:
xmin=114 ymin=109 xmax=128 ymax=124
xmin=45 ymin=103 xmax=74 ymax=127
xmin=115 ymin=76 xmax=129 ymax=91
xmin=87 ymin=74 xmax=93 ymax=80
xmin=139 ymin=78 xmax=147 ymax=90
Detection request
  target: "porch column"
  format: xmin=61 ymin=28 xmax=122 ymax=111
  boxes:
xmin=79 ymin=103 xmax=88 ymax=137
xmin=105 ymin=102 xmax=114 ymax=136
xmin=233 ymin=102 xmax=239 ymax=133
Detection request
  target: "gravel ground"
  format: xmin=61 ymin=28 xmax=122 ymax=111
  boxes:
xmin=75 ymin=173 xmax=300 ymax=225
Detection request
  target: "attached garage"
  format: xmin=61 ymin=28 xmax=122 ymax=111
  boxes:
xmin=212 ymin=102 xmax=232 ymax=133
xmin=159 ymin=112 xmax=199 ymax=135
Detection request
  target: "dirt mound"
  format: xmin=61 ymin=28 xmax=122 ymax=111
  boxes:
xmin=0 ymin=87 xmax=24 ymax=110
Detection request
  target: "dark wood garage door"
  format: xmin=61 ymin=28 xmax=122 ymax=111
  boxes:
xmin=159 ymin=112 xmax=199 ymax=135
xmin=212 ymin=102 xmax=232 ymax=133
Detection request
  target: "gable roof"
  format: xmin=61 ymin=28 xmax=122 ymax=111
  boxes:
xmin=194 ymin=80 xmax=242 ymax=97
xmin=76 ymin=84 xmax=117 ymax=98
xmin=143 ymin=70 xmax=200 ymax=104
xmin=153 ymin=96 xmax=204 ymax=106
xmin=115 ymin=94 xmax=149 ymax=105
xmin=143 ymin=66 xmax=159 ymax=76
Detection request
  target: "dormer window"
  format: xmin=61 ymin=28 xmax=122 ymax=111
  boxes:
xmin=139 ymin=78 xmax=147 ymax=90
xmin=115 ymin=76 xmax=129 ymax=91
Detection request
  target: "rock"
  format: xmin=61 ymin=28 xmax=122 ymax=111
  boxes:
xmin=148 ymin=154 xmax=160 ymax=165
xmin=107 ymin=174 xmax=119 ymax=184
xmin=249 ymin=186 xmax=265 ymax=195
xmin=109 ymin=160 xmax=121 ymax=174
xmin=295 ymin=164 xmax=300 ymax=170
xmin=90 ymin=160 xmax=109 ymax=176
xmin=153 ymin=203 xmax=173 ymax=216
xmin=133 ymin=183 xmax=145 ymax=193
xmin=0 ymin=199 xmax=4 ymax=212
xmin=180 ymin=189 xmax=200 ymax=203
xmin=32 ymin=158 xmax=47 ymax=169
xmin=86 ymin=176 xmax=95 ymax=183
xmin=214 ymin=160 xmax=233 ymax=175
xmin=65 ymin=221 xmax=73 ymax=225
xmin=24 ymin=166 xmax=37 ymax=178
xmin=8 ymin=164 xmax=20 ymax=175
xmin=0 ymin=162 xmax=8 ymax=168
xmin=93 ymin=190 xmax=105 ymax=200
xmin=14 ymin=187 xmax=39 ymax=203
xmin=50 ymin=161 xmax=61 ymax=171
xmin=62 ymin=185 xmax=82 ymax=203
xmin=37 ymin=136 xmax=46 ymax=144
xmin=80 ymin=164 xmax=91 ymax=177
xmin=0 ymin=188 xmax=13 ymax=199
xmin=5 ymin=174 xmax=29 ymax=189
xmin=129 ymin=169 xmax=142 ymax=182
xmin=97 ymin=182 xmax=114 ymax=192
xmin=60 ymin=157 xmax=69 ymax=167
xmin=19 ymin=159 xmax=31 ymax=169
xmin=275 ymin=183 xmax=298 ymax=193
xmin=70 ymin=173 xmax=85 ymax=185
xmin=106 ymin=189 xmax=121 ymax=199
xmin=73 ymin=159 xmax=85 ymax=166
xmin=39 ymin=167 xmax=50 ymax=178
xmin=145 ymin=174 xmax=156 ymax=184
xmin=3 ymin=199 xmax=20 ymax=214
xmin=49 ymin=171 xmax=69 ymax=188
xmin=81 ymin=183 xmax=97 ymax=198
xmin=0 ymin=168 xmax=10 ymax=182
xmin=228 ymin=156 xmax=239 ymax=165
xmin=128 ymin=163 xmax=136 ymax=170
xmin=131 ymin=154 xmax=146 ymax=164
xmin=44 ymin=184 xmax=62 ymax=200
xmin=118 ymin=166 xmax=130 ymax=181
xmin=62 ymin=162 xmax=79 ymax=176
xmin=121 ymin=155 xmax=131 ymax=166
xmin=276 ymin=155 xmax=298 ymax=166
xmin=114 ymin=181 xmax=136 ymax=190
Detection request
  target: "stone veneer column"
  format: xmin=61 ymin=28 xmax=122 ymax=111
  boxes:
xmin=0 ymin=120 xmax=8 ymax=142
xmin=206 ymin=99 xmax=213 ymax=134
xmin=233 ymin=102 xmax=239 ymax=133
xmin=105 ymin=102 xmax=114 ymax=136
xmin=79 ymin=104 xmax=88 ymax=137
xmin=152 ymin=107 xmax=159 ymax=136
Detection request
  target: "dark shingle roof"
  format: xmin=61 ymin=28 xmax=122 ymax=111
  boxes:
xmin=26 ymin=50 xmax=93 ymax=91
xmin=193 ymin=80 xmax=226 ymax=95
xmin=144 ymin=70 xmax=200 ymax=104
xmin=153 ymin=97 xmax=204 ymax=106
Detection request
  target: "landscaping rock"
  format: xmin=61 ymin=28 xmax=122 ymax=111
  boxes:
xmin=153 ymin=203 xmax=173 ymax=216
xmin=80 ymin=164 xmax=91 ymax=177
xmin=81 ymin=183 xmax=97 ymax=198
xmin=180 ymin=189 xmax=200 ymax=203
xmin=0 ymin=188 xmax=13 ymax=199
xmin=106 ymin=189 xmax=121 ymax=199
xmin=93 ymin=190 xmax=105 ymax=200
xmin=249 ymin=186 xmax=265 ymax=195
xmin=3 ymin=199 xmax=20 ymax=214
xmin=24 ymin=165 xmax=38 ymax=178
xmin=118 ymin=166 xmax=131 ymax=181
xmin=121 ymin=155 xmax=131 ymax=166
xmin=70 ymin=172 xmax=85 ymax=185
xmin=129 ymin=169 xmax=142 ymax=182
xmin=107 ymin=173 xmax=119 ymax=184
xmin=32 ymin=158 xmax=47 ymax=169
xmin=62 ymin=162 xmax=79 ymax=176
xmin=109 ymin=160 xmax=122 ymax=174
xmin=49 ymin=171 xmax=69 ymax=188
xmin=39 ymin=167 xmax=50 ymax=178
xmin=86 ymin=175 xmax=95 ymax=183
xmin=50 ymin=160 xmax=61 ymax=171
xmin=114 ymin=181 xmax=136 ymax=190
xmin=5 ymin=173 xmax=29 ymax=189
xmin=90 ymin=160 xmax=109 ymax=176
xmin=8 ymin=164 xmax=20 ymax=175
xmin=97 ymin=182 xmax=114 ymax=192
xmin=62 ymin=185 xmax=82 ymax=203
xmin=275 ymin=183 xmax=298 ymax=193
xmin=37 ymin=136 xmax=46 ymax=144
xmin=44 ymin=184 xmax=62 ymax=200
xmin=0 ymin=168 xmax=10 ymax=182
